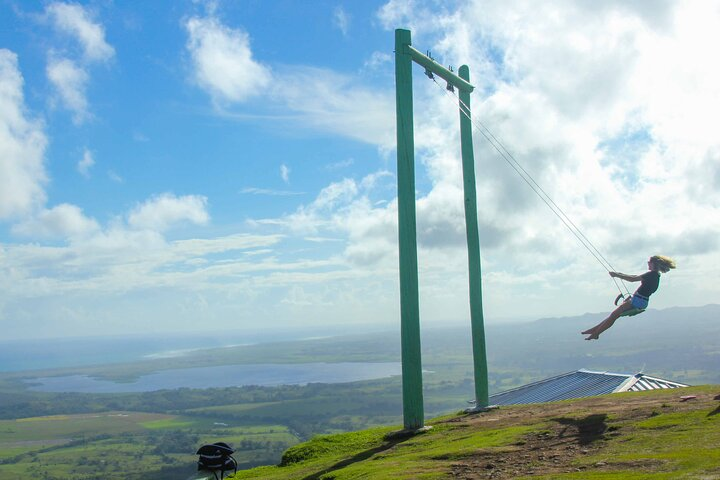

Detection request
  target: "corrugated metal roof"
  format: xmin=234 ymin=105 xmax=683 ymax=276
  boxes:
xmin=488 ymin=369 xmax=689 ymax=406
xmin=620 ymin=374 xmax=689 ymax=392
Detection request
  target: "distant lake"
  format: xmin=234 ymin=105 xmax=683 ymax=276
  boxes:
xmin=25 ymin=362 xmax=402 ymax=393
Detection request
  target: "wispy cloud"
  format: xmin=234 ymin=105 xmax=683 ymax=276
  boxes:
xmin=325 ymin=158 xmax=355 ymax=170
xmin=107 ymin=170 xmax=123 ymax=183
xmin=271 ymin=66 xmax=395 ymax=148
xmin=46 ymin=56 xmax=89 ymax=123
xmin=364 ymin=51 xmax=391 ymax=70
xmin=133 ymin=131 xmax=149 ymax=142
xmin=332 ymin=6 xmax=350 ymax=36
xmin=77 ymin=148 xmax=94 ymax=178
xmin=241 ymin=187 xmax=304 ymax=196
xmin=44 ymin=2 xmax=114 ymax=123
xmin=305 ymin=236 xmax=343 ymax=243
xmin=280 ymin=164 xmax=291 ymax=184
xmin=46 ymin=2 xmax=115 ymax=63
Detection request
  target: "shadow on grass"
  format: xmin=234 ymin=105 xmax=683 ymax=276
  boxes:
xmin=301 ymin=435 xmax=410 ymax=480
xmin=553 ymin=414 xmax=609 ymax=445
xmin=709 ymin=405 xmax=720 ymax=417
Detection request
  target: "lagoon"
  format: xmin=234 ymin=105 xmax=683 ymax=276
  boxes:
xmin=25 ymin=362 xmax=402 ymax=393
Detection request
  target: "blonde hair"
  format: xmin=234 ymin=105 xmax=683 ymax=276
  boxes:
xmin=650 ymin=255 xmax=676 ymax=273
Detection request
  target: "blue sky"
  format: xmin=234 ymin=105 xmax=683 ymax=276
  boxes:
xmin=1 ymin=0 xmax=719 ymax=339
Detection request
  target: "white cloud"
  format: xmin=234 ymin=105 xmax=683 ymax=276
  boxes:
xmin=272 ymin=66 xmax=395 ymax=148
xmin=0 ymin=49 xmax=48 ymax=220
xmin=333 ymin=6 xmax=350 ymax=36
xmin=133 ymin=131 xmax=149 ymax=142
xmin=171 ymin=234 xmax=282 ymax=258
xmin=107 ymin=170 xmax=123 ymax=183
xmin=11 ymin=203 xmax=99 ymax=239
xmin=47 ymin=57 xmax=90 ymax=124
xmin=325 ymin=158 xmax=355 ymax=170
xmin=270 ymin=173 xmax=398 ymax=268
xmin=127 ymin=193 xmax=210 ymax=232
xmin=185 ymin=14 xmax=272 ymax=104
xmin=1 ymin=195 xmax=270 ymax=335
xmin=311 ymin=178 xmax=359 ymax=212
xmin=46 ymin=2 xmax=115 ymax=63
xmin=377 ymin=0 xmax=439 ymax=38
xmin=77 ymin=148 xmax=94 ymax=177
xmin=0 ymin=223 xmax=343 ymax=338
xmin=280 ymin=164 xmax=290 ymax=184
xmin=364 ymin=51 xmax=392 ymax=70
xmin=276 ymin=178 xmax=360 ymax=235
xmin=44 ymin=2 xmax=114 ymax=123
xmin=241 ymin=187 xmax=304 ymax=196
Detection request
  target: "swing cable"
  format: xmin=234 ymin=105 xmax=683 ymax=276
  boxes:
xmin=429 ymin=76 xmax=630 ymax=297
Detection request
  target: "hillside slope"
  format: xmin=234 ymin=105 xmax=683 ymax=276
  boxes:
xmin=230 ymin=386 xmax=720 ymax=479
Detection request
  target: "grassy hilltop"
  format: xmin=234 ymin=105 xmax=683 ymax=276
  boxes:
xmin=231 ymin=386 xmax=720 ymax=480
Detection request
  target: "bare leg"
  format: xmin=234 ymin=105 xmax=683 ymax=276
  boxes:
xmin=582 ymin=300 xmax=633 ymax=340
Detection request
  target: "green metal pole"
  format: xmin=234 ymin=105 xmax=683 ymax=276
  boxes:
xmin=395 ymin=28 xmax=424 ymax=430
xmin=458 ymin=65 xmax=489 ymax=407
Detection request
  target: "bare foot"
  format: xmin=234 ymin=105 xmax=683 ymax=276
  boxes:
xmin=585 ymin=333 xmax=600 ymax=340
xmin=581 ymin=328 xmax=596 ymax=335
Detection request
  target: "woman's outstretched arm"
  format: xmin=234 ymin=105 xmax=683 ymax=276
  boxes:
xmin=609 ymin=271 xmax=642 ymax=282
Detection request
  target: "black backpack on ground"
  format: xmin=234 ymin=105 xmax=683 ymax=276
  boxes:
xmin=196 ymin=442 xmax=237 ymax=480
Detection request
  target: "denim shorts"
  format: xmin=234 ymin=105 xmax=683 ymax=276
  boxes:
xmin=631 ymin=294 xmax=649 ymax=309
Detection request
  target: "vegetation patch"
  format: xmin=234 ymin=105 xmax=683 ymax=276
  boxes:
xmin=281 ymin=426 xmax=396 ymax=466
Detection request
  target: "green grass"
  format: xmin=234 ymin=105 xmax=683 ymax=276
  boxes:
xmin=331 ymin=425 xmax=536 ymax=479
xmin=232 ymin=420 xmax=537 ymax=479
xmin=230 ymin=387 xmax=720 ymax=480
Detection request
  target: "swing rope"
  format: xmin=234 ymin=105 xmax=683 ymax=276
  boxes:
xmin=430 ymin=76 xmax=630 ymax=297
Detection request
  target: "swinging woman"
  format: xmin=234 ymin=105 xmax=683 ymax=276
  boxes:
xmin=582 ymin=255 xmax=676 ymax=340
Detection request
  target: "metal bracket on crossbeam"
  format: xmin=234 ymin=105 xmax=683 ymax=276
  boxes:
xmin=407 ymin=45 xmax=474 ymax=93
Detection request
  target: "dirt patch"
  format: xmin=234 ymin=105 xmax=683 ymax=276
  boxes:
xmin=443 ymin=390 xmax=718 ymax=479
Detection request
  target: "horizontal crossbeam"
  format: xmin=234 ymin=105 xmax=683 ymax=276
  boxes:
xmin=407 ymin=46 xmax=474 ymax=93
